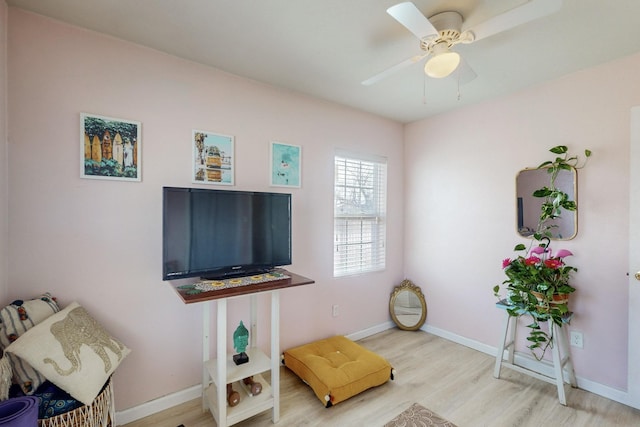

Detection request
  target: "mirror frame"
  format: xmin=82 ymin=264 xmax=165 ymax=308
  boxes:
xmin=516 ymin=167 xmax=578 ymax=240
xmin=389 ymin=279 xmax=427 ymax=331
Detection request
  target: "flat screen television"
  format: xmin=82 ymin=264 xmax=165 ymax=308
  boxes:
xmin=162 ymin=187 xmax=292 ymax=280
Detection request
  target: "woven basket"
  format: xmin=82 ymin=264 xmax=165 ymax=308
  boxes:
xmin=38 ymin=378 xmax=114 ymax=427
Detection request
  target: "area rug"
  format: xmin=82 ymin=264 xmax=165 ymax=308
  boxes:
xmin=384 ymin=403 xmax=457 ymax=427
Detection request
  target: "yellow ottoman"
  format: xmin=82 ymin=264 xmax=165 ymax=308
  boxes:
xmin=283 ymin=335 xmax=394 ymax=407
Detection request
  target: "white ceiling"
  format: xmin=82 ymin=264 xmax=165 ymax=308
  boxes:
xmin=6 ymin=0 xmax=640 ymax=123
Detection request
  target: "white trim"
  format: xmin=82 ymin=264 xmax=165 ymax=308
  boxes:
xmin=629 ymin=106 xmax=640 ymax=409
xmin=117 ymin=321 xmax=636 ymax=424
xmin=334 ymin=148 xmax=387 ymax=164
xmin=115 ymin=384 xmax=201 ymax=425
xmin=422 ymin=323 xmax=635 ymax=408
xmin=346 ymin=321 xmax=395 ymax=342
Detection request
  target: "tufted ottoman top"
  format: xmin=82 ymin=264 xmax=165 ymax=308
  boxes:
xmin=283 ymin=335 xmax=393 ymax=407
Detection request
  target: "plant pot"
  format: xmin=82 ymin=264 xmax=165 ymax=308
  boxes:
xmin=531 ymin=291 xmax=569 ymax=312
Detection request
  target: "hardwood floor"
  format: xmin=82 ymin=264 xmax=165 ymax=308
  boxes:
xmin=122 ymin=329 xmax=640 ymax=426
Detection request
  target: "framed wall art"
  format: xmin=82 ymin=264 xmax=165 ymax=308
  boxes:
xmin=81 ymin=113 xmax=141 ymax=181
xmin=270 ymin=141 xmax=301 ymax=188
xmin=192 ymin=130 xmax=234 ymax=185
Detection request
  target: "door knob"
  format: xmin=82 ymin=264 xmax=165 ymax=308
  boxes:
xmin=635 ymin=272 xmax=640 ymax=281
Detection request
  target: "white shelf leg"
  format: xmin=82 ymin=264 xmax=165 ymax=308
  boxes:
xmin=551 ymin=322 xmax=567 ymax=405
xmin=271 ymin=291 xmax=280 ymax=422
xmin=217 ymin=299 xmax=227 ymax=427
xmin=202 ymin=302 xmax=210 ymax=412
xmin=556 ymin=324 xmax=578 ymax=388
xmin=250 ymin=295 xmax=258 ymax=348
xmin=494 ymin=312 xmax=512 ymax=378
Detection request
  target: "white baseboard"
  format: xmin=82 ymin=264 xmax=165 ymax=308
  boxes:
xmin=116 ymin=321 xmax=633 ymax=424
xmin=422 ymin=323 xmax=634 ymax=408
xmin=346 ymin=321 xmax=395 ymax=341
xmin=115 ymin=384 xmax=201 ymax=425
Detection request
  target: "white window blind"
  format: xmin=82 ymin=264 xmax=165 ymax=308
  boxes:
xmin=334 ymin=152 xmax=387 ymax=277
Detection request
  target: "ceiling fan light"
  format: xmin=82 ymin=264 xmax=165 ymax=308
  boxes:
xmin=424 ymin=51 xmax=461 ymax=78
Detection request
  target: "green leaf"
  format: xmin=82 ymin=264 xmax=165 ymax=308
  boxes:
xmin=532 ymin=188 xmax=552 ymax=197
xmin=550 ymin=145 xmax=568 ymax=154
xmin=537 ymin=161 xmax=552 ymax=168
xmin=508 ymin=295 xmax=523 ymax=303
xmin=514 ymin=244 xmax=526 ymax=251
xmin=585 ymin=149 xmax=592 ymax=157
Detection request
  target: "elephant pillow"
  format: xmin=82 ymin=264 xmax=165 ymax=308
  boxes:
xmin=0 ymin=293 xmax=60 ymax=394
xmin=4 ymin=301 xmax=130 ymax=405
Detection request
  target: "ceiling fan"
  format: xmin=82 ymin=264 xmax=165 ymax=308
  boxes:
xmin=362 ymin=0 xmax=562 ymax=86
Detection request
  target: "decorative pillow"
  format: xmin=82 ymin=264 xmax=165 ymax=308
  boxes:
xmin=0 ymin=293 xmax=60 ymax=394
xmin=0 ymin=293 xmax=60 ymax=348
xmin=283 ymin=335 xmax=393 ymax=407
xmin=33 ymin=381 xmax=83 ymax=419
xmin=6 ymin=379 xmax=84 ymax=419
xmin=4 ymin=302 xmax=130 ymax=405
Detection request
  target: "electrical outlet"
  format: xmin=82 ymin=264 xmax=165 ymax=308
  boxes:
xmin=570 ymin=331 xmax=584 ymax=348
xmin=332 ymin=304 xmax=339 ymax=317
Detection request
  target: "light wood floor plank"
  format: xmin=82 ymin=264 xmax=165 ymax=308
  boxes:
xmin=122 ymin=330 xmax=640 ymax=426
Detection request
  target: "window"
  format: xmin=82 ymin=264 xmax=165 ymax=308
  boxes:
xmin=334 ymin=152 xmax=387 ymax=277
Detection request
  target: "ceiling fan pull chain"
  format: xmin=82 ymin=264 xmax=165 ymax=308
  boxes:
xmin=457 ymin=70 xmax=461 ymax=101
xmin=423 ymin=73 xmax=428 ymax=105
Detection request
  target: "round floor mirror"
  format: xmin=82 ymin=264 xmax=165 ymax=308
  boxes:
xmin=389 ymin=279 xmax=427 ymax=331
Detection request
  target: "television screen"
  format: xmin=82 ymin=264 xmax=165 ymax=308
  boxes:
xmin=162 ymin=187 xmax=292 ymax=280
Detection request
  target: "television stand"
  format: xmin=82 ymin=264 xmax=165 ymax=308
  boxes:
xmin=171 ymin=269 xmax=314 ymax=427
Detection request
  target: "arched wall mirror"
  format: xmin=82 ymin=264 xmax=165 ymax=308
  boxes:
xmin=389 ymin=280 xmax=426 ymax=331
xmin=516 ymin=167 xmax=577 ymax=240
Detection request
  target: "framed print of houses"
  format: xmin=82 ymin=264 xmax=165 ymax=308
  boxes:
xmin=81 ymin=113 xmax=141 ymax=181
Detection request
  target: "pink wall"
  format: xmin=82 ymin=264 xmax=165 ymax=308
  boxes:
xmin=0 ymin=1 xmax=7 ymax=302
xmin=9 ymin=2 xmax=639 ymax=414
xmin=6 ymin=9 xmax=404 ymax=410
xmin=404 ymin=54 xmax=639 ymax=390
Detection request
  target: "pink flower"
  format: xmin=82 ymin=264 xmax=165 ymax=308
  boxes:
xmin=524 ymin=256 xmax=540 ymax=266
xmin=555 ymin=249 xmax=573 ymax=258
xmin=502 ymin=258 xmax=512 ymax=268
xmin=544 ymin=259 xmax=563 ymax=269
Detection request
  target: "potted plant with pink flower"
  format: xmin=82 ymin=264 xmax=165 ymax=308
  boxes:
xmin=493 ymin=145 xmax=590 ymax=360
xmin=497 ymin=238 xmax=577 ymax=358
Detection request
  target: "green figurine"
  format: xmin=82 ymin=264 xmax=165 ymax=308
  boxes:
xmin=233 ymin=321 xmax=249 ymax=365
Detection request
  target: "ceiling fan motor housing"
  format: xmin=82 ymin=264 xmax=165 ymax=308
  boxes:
xmin=420 ymin=11 xmax=474 ymax=52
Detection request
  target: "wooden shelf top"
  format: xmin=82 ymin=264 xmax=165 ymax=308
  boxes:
xmin=171 ymin=269 xmax=314 ymax=304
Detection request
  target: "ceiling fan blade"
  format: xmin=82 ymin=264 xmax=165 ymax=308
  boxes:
xmin=450 ymin=57 xmax=477 ymax=85
xmin=387 ymin=2 xmax=438 ymax=40
xmin=464 ymin=0 xmax=562 ymax=42
xmin=362 ymin=53 xmax=428 ymax=86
